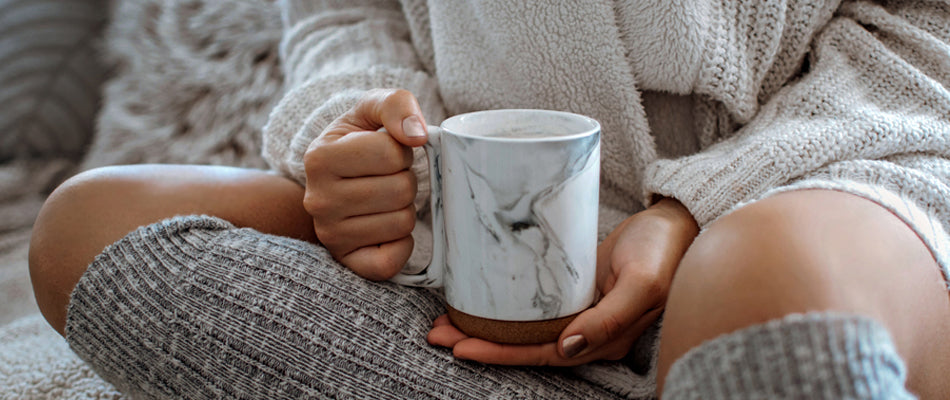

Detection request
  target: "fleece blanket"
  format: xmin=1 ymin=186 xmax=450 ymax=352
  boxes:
xmin=0 ymin=157 xmax=127 ymax=399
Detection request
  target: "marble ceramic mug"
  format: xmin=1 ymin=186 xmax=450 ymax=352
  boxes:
xmin=391 ymin=109 xmax=600 ymax=344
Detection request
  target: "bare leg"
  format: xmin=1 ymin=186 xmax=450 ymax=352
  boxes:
xmin=29 ymin=164 xmax=318 ymax=335
xmin=657 ymin=190 xmax=950 ymax=398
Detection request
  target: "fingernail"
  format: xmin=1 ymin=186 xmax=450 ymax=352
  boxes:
xmin=562 ymin=334 xmax=588 ymax=358
xmin=402 ymin=115 xmax=426 ymax=138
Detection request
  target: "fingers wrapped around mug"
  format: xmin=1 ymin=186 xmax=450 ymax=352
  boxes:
xmin=427 ymin=312 xmax=652 ymax=367
xmin=302 ymin=88 xmax=427 ymax=278
xmin=427 ymin=197 xmax=698 ymax=367
xmin=328 ymin=88 xmax=429 ymax=146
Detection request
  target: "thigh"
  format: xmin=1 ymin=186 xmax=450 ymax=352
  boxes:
xmin=657 ymin=190 xmax=950 ymax=397
xmin=30 ymin=164 xmax=317 ymax=334
xmin=66 ymin=214 xmax=623 ymax=399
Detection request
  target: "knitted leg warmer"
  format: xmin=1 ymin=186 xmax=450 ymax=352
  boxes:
xmin=662 ymin=312 xmax=915 ymax=399
xmin=65 ymin=215 xmax=627 ymax=399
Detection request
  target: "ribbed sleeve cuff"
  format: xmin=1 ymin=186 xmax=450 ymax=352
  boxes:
xmin=662 ymin=312 xmax=915 ymax=400
xmin=278 ymin=0 xmax=398 ymax=28
xmin=693 ymin=0 xmax=784 ymax=122
xmin=642 ymin=138 xmax=777 ymax=227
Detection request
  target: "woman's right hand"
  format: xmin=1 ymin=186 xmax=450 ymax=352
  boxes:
xmin=303 ymin=89 xmax=429 ymax=280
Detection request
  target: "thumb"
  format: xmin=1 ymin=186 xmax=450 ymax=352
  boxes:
xmin=558 ymin=276 xmax=654 ymax=359
xmin=351 ymin=89 xmax=429 ymax=147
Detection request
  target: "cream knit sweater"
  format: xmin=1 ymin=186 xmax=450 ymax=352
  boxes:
xmin=262 ymin=0 xmax=950 ymax=284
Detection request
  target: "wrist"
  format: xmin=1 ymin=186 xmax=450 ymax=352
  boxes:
xmin=649 ymin=196 xmax=699 ymax=239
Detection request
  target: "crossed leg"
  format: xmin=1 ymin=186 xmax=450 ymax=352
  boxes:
xmin=29 ymin=164 xmax=318 ymax=334
xmin=30 ymin=164 xmax=620 ymax=399
xmin=29 ymin=165 xmax=950 ymax=397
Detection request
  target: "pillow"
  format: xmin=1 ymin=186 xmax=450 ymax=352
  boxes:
xmin=0 ymin=0 xmax=109 ymax=162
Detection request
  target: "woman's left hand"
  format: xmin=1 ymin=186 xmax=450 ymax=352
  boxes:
xmin=427 ymin=198 xmax=699 ymax=366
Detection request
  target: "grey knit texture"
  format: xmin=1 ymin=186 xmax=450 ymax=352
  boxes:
xmin=66 ymin=215 xmax=921 ymax=399
xmin=662 ymin=313 xmax=915 ymax=399
xmin=65 ymin=215 xmax=627 ymax=400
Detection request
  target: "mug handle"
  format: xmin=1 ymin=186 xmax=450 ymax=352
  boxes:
xmin=389 ymin=126 xmax=445 ymax=288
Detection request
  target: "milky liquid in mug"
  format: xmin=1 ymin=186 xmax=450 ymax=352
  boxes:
xmin=449 ymin=112 xmax=593 ymax=139
xmin=481 ymin=125 xmax=577 ymax=139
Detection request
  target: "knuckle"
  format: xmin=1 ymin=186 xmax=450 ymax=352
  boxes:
xmin=396 ymin=207 xmax=417 ymax=235
xmin=599 ymin=313 xmax=624 ymax=340
xmin=361 ymin=88 xmax=388 ymax=103
xmin=383 ymin=88 xmax=413 ymax=106
xmin=312 ymin=221 xmax=350 ymax=251
xmin=302 ymin=191 xmax=332 ymax=216
xmin=373 ymin=251 xmax=404 ymax=279
xmin=397 ymin=172 xmax=418 ymax=206
xmin=303 ymin=144 xmax=329 ymax=172
xmin=381 ymin=150 xmax=405 ymax=172
xmin=312 ymin=225 xmax=340 ymax=247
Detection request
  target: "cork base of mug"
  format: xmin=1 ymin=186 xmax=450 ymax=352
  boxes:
xmin=447 ymin=306 xmax=579 ymax=345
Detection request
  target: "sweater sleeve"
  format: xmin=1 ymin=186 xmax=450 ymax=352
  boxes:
xmin=263 ymin=0 xmax=446 ymax=185
xmin=644 ymin=1 xmax=950 ymax=273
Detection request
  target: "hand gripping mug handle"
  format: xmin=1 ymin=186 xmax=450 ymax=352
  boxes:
xmin=389 ymin=126 xmax=445 ymax=288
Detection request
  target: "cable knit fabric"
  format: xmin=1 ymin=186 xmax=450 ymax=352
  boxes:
xmin=80 ymin=0 xmax=285 ymax=171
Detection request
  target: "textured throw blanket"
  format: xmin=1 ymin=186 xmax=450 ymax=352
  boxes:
xmin=0 ymin=0 xmax=285 ymax=397
xmin=0 ymin=315 xmax=123 ymax=399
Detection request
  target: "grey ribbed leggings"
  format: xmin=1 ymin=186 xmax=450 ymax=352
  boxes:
xmin=65 ymin=216 xmax=915 ymax=399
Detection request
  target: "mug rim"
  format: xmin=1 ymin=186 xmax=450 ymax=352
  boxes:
xmin=440 ymin=109 xmax=600 ymax=142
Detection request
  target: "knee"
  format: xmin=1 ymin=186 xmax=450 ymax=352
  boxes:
xmin=656 ymin=190 xmax=939 ymax=390
xmin=30 ymin=166 xmax=136 ymax=335
xmin=669 ymin=190 xmax=933 ymax=322
xmin=664 ymin=192 xmax=849 ymax=341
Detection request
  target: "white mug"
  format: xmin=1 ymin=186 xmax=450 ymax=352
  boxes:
xmin=391 ymin=109 xmax=600 ymax=344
